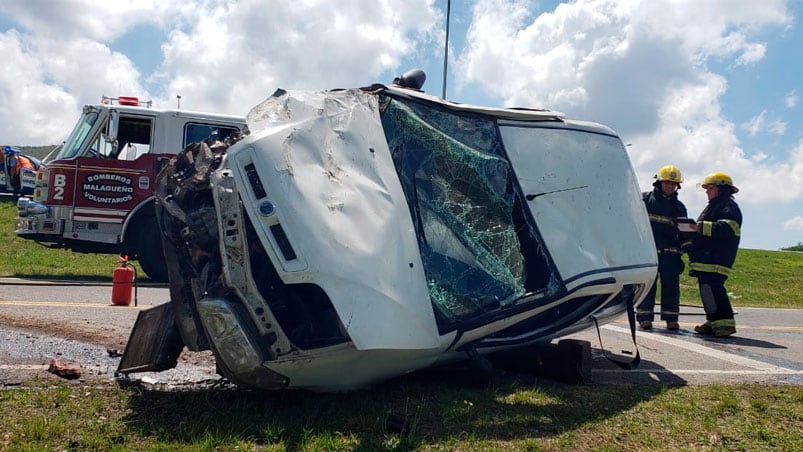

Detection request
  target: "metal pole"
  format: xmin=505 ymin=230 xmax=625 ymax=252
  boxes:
xmin=441 ymin=0 xmax=451 ymax=99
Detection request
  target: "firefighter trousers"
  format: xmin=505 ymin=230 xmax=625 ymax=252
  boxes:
xmin=637 ymin=252 xmax=683 ymax=322
xmin=696 ymin=272 xmax=734 ymax=321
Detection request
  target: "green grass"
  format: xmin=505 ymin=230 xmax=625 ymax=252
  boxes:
xmin=674 ymin=249 xmax=803 ymax=309
xmin=1 ymin=379 xmax=801 ymax=451
xmin=0 ymin=196 xmax=147 ymax=281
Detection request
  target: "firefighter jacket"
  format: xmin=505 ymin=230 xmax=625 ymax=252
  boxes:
xmin=689 ymin=194 xmax=742 ymax=277
xmin=643 ymin=188 xmax=687 ymax=254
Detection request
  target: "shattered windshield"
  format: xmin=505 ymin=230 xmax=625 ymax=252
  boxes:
xmin=381 ymin=95 xmax=557 ymax=326
xmin=55 ymin=108 xmax=100 ymax=160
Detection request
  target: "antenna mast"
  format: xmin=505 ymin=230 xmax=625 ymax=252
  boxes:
xmin=441 ymin=0 xmax=451 ymax=99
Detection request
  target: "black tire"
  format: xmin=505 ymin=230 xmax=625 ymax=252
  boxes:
xmin=136 ymin=219 xmax=169 ymax=283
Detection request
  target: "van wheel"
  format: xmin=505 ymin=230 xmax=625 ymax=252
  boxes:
xmin=136 ymin=219 xmax=169 ymax=283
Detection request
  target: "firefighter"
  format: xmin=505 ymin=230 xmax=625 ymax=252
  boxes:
xmin=688 ymin=172 xmax=742 ymax=338
xmin=637 ymin=165 xmax=687 ymax=330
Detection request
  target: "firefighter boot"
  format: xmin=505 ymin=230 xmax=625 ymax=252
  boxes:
xmin=711 ymin=319 xmax=736 ymax=338
xmin=694 ymin=321 xmax=713 ymax=335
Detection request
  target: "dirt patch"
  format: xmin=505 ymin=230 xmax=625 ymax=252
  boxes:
xmin=0 ymin=311 xmax=219 ymax=388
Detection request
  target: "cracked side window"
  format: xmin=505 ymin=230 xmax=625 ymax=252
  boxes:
xmin=381 ymin=97 xmax=555 ymax=325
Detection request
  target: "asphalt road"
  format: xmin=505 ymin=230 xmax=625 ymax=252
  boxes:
xmin=569 ymin=306 xmax=803 ymax=385
xmin=1 ymin=277 xmax=802 ymax=387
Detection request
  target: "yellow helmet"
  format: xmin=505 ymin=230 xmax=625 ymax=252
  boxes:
xmin=701 ymin=172 xmax=738 ymax=193
xmin=655 ymin=165 xmax=683 ymax=183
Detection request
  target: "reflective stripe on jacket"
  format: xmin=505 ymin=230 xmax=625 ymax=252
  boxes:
xmin=689 ymin=195 xmax=742 ymax=276
xmin=643 ymin=188 xmax=687 ymax=252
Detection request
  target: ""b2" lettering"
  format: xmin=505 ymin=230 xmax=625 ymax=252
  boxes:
xmin=52 ymin=174 xmax=66 ymax=200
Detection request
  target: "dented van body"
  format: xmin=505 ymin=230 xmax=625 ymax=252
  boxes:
xmin=118 ymin=82 xmax=656 ymax=391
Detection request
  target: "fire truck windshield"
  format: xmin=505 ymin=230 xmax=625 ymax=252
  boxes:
xmin=55 ymin=110 xmax=100 ymax=160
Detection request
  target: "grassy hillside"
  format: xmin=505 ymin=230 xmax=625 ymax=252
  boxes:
xmin=1 ymin=144 xmax=60 ymax=162
xmin=3 ymin=195 xmax=802 ymax=307
xmin=678 ymin=249 xmax=802 ymax=309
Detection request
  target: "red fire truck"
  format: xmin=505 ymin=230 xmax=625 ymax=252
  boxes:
xmin=15 ymin=96 xmax=245 ymax=282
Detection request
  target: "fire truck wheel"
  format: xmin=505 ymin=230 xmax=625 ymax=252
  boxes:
xmin=136 ymin=220 xmax=169 ymax=283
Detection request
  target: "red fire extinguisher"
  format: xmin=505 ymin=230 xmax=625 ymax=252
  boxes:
xmin=112 ymin=255 xmax=137 ymax=306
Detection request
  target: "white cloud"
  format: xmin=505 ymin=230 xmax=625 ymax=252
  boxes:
xmin=786 ymin=90 xmax=798 ymax=108
xmin=455 ymin=0 xmax=789 ymax=139
xmin=767 ymin=118 xmax=787 ymax=135
xmin=0 ymin=26 xmax=149 ymax=144
xmin=735 ymin=42 xmax=766 ymax=65
xmin=1 ymin=0 xmax=171 ymax=41
xmin=783 ymin=216 xmax=803 ymax=231
xmin=750 ymin=152 xmax=769 ymax=163
xmin=741 ymin=110 xmax=787 ymax=137
xmin=0 ymin=30 xmax=78 ymax=144
xmin=154 ymin=0 xmax=442 ymax=114
xmin=742 ymin=111 xmax=767 ymax=137
xmin=0 ymin=0 xmax=443 ymax=143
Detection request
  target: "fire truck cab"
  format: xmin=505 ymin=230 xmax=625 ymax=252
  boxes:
xmin=15 ymin=96 xmax=245 ymax=282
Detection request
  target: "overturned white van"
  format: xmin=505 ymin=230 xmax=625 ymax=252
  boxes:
xmin=118 ymin=74 xmax=657 ymax=391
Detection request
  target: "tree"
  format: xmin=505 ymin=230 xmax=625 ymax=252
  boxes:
xmin=781 ymin=242 xmax=803 ymax=252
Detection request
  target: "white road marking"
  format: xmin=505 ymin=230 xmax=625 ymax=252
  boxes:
xmin=603 ymin=324 xmax=793 ymax=372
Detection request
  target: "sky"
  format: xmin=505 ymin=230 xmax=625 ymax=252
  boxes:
xmin=0 ymin=0 xmax=801 ymax=251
